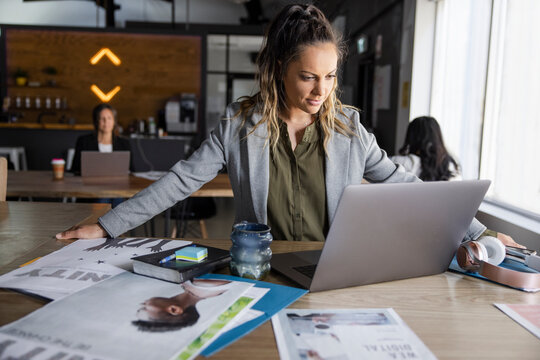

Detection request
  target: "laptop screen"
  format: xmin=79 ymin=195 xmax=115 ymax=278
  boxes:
xmin=81 ymin=151 xmax=130 ymax=177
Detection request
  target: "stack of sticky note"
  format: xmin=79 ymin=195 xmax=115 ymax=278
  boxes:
xmin=175 ymin=246 xmax=208 ymax=263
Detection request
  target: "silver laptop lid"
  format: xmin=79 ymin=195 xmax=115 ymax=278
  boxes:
xmin=308 ymin=180 xmax=490 ymax=292
xmin=81 ymin=151 xmax=130 ymax=177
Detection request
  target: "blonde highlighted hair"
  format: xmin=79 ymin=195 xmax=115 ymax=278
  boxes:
xmin=235 ymin=3 xmax=356 ymax=154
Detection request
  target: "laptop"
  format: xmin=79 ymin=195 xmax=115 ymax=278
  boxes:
xmin=81 ymin=151 xmax=130 ymax=177
xmin=271 ymin=180 xmax=491 ymax=292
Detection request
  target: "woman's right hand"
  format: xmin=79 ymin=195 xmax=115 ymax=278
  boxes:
xmin=56 ymin=223 xmax=107 ymax=240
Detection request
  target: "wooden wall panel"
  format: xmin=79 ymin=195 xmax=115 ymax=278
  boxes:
xmin=5 ymin=29 xmax=201 ymax=130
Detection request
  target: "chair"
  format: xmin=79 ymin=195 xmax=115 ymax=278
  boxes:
xmin=0 ymin=157 xmax=7 ymax=201
xmin=0 ymin=147 xmax=27 ymax=171
xmin=169 ymin=197 xmax=217 ymax=239
xmin=66 ymin=148 xmax=75 ymax=172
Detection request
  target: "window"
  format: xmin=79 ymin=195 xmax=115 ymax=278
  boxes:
xmin=429 ymin=0 xmax=540 ymax=217
xmin=480 ymin=0 xmax=540 ymax=216
xmin=205 ymin=34 xmax=263 ymax=137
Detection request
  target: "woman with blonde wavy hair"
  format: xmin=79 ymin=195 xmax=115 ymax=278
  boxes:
xmin=57 ymin=3 xmax=520 ymax=247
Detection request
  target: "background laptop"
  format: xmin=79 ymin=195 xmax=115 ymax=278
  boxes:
xmin=81 ymin=151 xmax=130 ymax=177
xmin=271 ymin=180 xmax=491 ymax=292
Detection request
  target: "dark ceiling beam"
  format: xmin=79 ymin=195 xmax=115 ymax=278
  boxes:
xmin=95 ymin=0 xmax=120 ymax=27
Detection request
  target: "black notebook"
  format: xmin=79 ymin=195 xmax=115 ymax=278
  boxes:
xmin=131 ymin=245 xmax=231 ymax=283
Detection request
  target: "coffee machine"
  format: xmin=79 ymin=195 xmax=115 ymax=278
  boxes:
xmin=165 ymin=93 xmax=198 ymax=134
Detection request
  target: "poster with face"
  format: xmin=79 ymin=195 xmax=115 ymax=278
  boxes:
xmin=0 ymin=272 xmax=253 ymax=360
xmin=0 ymin=238 xmax=191 ymax=299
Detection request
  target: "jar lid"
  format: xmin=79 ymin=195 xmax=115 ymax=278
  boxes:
xmin=51 ymin=158 xmax=65 ymax=164
xmin=233 ymin=222 xmax=271 ymax=233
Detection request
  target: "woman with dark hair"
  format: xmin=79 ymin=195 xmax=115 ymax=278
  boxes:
xmin=57 ymin=4 xmax=520 ymax=248
xmin=71 ymin=103 xmax=130 ymax=175
xmin=392 ymin=116 xmax=460 ymax=181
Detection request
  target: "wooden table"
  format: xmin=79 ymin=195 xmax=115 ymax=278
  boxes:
xmin=0 ymin=202 xmax=539 ymax=360
xmin=7 ymin=171 xmax=233 ymax=198
xmin=0 ymin=202 xmax=110 ymax=323
xmin=7 ymin=171 xmax=233 ymax=238
xmin=0 ymin=201 xmax=110 ymax=270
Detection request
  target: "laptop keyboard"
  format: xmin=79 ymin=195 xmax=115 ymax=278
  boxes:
xmin=293 ymin=264 xmax=317 ymax=279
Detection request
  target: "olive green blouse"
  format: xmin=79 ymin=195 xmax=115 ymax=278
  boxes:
xmin=267 ymin=120 xmax=329 ymax=241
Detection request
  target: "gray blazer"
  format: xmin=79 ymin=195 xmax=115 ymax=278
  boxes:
xmin=99 ymin=103 xmax=486 ymax=240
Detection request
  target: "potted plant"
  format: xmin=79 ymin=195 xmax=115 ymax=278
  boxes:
xmin=14 ymin=67 xmax=28 ymax=86
xmin=42 ymin=66 xmax=58 ymax=86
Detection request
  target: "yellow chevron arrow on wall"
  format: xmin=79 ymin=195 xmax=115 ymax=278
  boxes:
xmin=90 ymin=48 xmax=121 ymax=66
xmin=90 ymin=84 xmax=121 ymax=102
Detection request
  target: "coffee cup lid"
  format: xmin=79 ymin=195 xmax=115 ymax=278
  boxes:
xmin=51 ymin=158 xmax=65 ymax=165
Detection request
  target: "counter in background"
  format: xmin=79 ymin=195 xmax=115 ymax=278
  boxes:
xmin=0 ymin=127 xmax=91 ymax=170
xmin=0 ymin=123 xmax=93 ymax=130
xmin=0 ymin=127 xmax=193 ymax=171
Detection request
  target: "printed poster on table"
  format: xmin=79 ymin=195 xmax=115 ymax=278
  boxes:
xmin=272 ymin=308 xmax=436 ymax=360
xmin=0 ymin=272 xmax=252 ymax=360
xmin=0 ymin=237 xmax=191 ymax=299
xmin=494 ymin=303 xmax=540 ymax=339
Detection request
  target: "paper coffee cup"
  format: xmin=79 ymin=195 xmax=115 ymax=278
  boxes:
xmin=51 ymin=158 xmax=66 ymax=180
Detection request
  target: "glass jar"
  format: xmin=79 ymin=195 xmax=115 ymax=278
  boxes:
xmin=230 ymin=222 xmax=273 ymax=280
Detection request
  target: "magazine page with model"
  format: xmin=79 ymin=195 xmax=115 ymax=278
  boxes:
xmin=0 ymin=272 xmax=252 ymax=360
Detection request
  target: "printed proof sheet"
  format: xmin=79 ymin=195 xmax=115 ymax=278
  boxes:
xmin=0 ymin=272 xmax=253 ymax=360
xmin=272 ymin=308 xmax=436 ymax=360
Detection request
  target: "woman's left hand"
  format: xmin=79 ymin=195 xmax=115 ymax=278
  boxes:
xmin=497 ymin=232 xmax=525 ymax=249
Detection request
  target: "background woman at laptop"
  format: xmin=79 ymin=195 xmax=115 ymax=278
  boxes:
xmin=391 ymin=116 xmax=461 ymax=181
xmin=71 ymin=103 xmax=131 ymax=175
xmin=71 ymin=103 xmax=131 ymax=208
xmin=57 ymin=4 xmax=521 ymax=248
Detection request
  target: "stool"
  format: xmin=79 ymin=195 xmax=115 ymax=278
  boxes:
xmin=0 ymin=147 xmax=27 ymax=171
xmin=169 ymin=197 xmax=216 ymax=239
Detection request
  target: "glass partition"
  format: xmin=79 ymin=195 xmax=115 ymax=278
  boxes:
xmin=205 ymin=34 xmax=263 ymax=137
